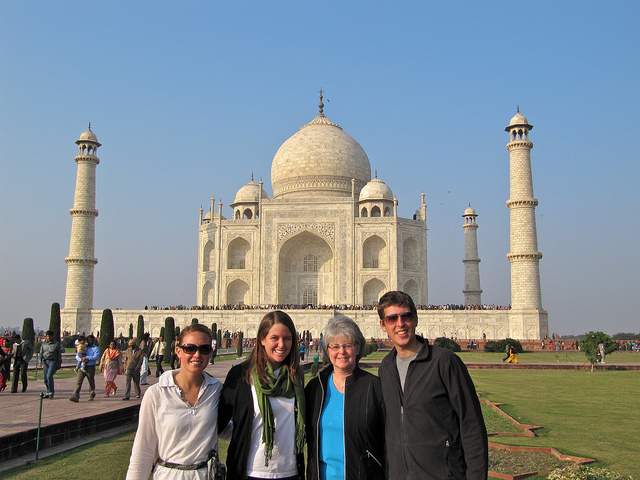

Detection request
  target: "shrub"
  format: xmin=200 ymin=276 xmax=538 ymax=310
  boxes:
xmin=49 ymin=302 xmax=61 ymax=342
xmin=164 ymin=317 xmax=176 ymax=359
xmin=160 ymin=326 xmax=165 ymax=339
xmin=128 ymin=323 xmax=134 ymax=339
xmin=191 ymin=318 xmax=199 ymax=325
xmin=99 ymin=309 xmax=114 ymax=352
xmin=484 ymin=338 xmax=524 ymax=353
xmin=547 ymin=465 xmax=633 ymax=480
xmin=434 ymin=337 xmax=461 ymax=352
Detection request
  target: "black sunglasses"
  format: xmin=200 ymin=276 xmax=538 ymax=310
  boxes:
xmin=383 ymin=312 xmax=416 ymax=323
xmin=179 ymin=343 xmax=212 ymax=355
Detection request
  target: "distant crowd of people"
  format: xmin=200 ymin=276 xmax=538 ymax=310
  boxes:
xmin=141 ymin=302 xmax=512 ymax=311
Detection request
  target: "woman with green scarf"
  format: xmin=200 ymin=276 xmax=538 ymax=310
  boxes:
xmin=219 ymin=310 xmax=306 ymax=480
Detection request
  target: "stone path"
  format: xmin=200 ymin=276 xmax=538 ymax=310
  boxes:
xmin=0 ymin=359 xmax=244 ymax=438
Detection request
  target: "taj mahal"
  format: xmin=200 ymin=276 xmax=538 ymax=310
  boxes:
xmin=61 ymin=94 xmax=548 ymax=340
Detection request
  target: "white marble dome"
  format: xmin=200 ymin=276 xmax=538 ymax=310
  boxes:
xmin=507 ymin=111 xmax=531 ymax=128
xmin=271 ymin=113 xmax=371 ymax=199
xmin=232 ymin=180 xmax=269 ymax=205
xmin=77 ymin=128 xmax=100 ymax=144
xmin=463 ymin=206 xmax=477 ymax=216
xmin=359 ymin=178 xmax=393 ymax=202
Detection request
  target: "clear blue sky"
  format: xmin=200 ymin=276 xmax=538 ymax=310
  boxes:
xmin=1 ymin=2 xmax=638 ymax=334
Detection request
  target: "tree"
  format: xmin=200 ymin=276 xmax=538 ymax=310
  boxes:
xmin=164 ymin=317 xmax=176 ymax=359
xmin=580 ymin=331 xmax=617 ymax=371
xmin=99 ymin=309 xmax=114 ymax=352
xmin=237 ymin=331 xmax=244 ymax=358
xmin=217 ymin=329 xmax=222 ymax=349
xmin=175 ymin=326 xmax=181 ymax=339
xmin=210 ymin=323 xmax=218 ymax=364
xmin=21 ymin=318 xmax=35 ymax=344
xmin=191 ymin=318 xmax=199 ymax=325
xmin=49 ymin=302 xmax=61 ymax=342
xmin=128 ymin=323 xmax=134 ymax=339
xmin=136 ymin=315 xmax=145 ymax=345
xmin=160 ymin=326 xmax=165 ymax=339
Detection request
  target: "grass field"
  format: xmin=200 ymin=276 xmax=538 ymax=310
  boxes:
xmin=363 ymin=350 xmax=640 ymax=364
xmin=4 ymin=367 xmax=638 ymax=478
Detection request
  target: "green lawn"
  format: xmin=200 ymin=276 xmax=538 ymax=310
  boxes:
xmin=4 ymin=369 xmax=638 ymax=478
xmin=469 ymin=369 xmax=640 ymax=477
xmin=363 ymin=350 xmax=640 ymax=364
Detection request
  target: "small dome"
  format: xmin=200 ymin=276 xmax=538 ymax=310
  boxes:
xmin=463 ymin=206 xmax=477 ymax=216
xmin=232 ymin=180 xmax=268 ymax=205
xmin=77 ymin=128 xmax=99 ymax=144
xmin=506 ymin=111 xmax=532 ymax=131
xmin=359 ymin=178 xmax=393 ymax=202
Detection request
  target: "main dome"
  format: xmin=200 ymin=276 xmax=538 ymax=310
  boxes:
xmin=271 ymin=112 xmax=371 ymax=199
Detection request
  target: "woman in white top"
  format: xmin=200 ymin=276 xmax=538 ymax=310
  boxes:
xmin=219 ymin=310 xmax=305 ymax=480
xmin=127 ymin=324 xmax=222 ymax=480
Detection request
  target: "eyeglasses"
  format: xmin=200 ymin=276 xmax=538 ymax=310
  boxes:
xmin=383 ymin=312 xmax=416 ymax=324
xmin=327 ymin=343 xmax=354 ymax=351
xmin=179 ymin=344 xmax=212 ymax=355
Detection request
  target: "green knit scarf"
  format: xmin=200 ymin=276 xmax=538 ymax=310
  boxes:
xmin=252 ymin=362 xmax=306 ymax=466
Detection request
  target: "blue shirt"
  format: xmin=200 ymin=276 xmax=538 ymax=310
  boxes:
xmin=319 ymin=372 xmax=345 ymax=480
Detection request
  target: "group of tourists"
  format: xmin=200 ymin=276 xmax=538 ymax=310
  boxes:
xmin=126 ymin=290 xmax=488 ymax=480
xmin=0 ymin=333 xmax=34 ymax=393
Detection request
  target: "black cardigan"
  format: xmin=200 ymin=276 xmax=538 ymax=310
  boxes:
xmin=218 ymin=361 xmax=305 ymax=480
xmin=305 ymin=365 xmax=386 ymax=480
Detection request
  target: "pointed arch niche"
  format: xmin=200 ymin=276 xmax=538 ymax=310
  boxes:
xmin=362 ymin=235 xmax=387 ymax=269
xmin=403 ymin=237 xmax=419 ymax=271
xmin=363 ymin=278 xmax=386 ymax=305
xmin=202 ymin=281 xmax=214 ymax=306
xmin=278 ymin=231 xmax=334 ymax=305
xmin=403 ymin=279 xmax=419 ymax=302
xmin=203 ymin=240 xmax=215 ymax=271
xmin=227 ymin=237 xmax=251 ymax=269
xmin=227 ymin=279 xmax=250 ymax=305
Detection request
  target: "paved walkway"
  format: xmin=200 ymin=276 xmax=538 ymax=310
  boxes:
xmin=0 ymin=359 xmax=244 ymax=438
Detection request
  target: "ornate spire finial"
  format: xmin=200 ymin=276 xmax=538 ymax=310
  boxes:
xmin=374 ymin=168 xmax=378 ymax=179
xmin=319 ymin=88 xmax=325 ymax=117
xmin=516 ymin=105 xmax=520 ymax=113
xmin=251 ymin=171 xmax=254 ymax=182
xmin=88 ymin=121 xmax=92 ymax=131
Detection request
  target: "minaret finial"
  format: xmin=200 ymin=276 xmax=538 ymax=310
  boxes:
xmin=88 ymin=121 xmax=92 ymax=130
xmin=251 ymin=171 xmax=254 ymax=182
xmin=516 ymin=105 xmax=520 ymax=113
xmin=374 ymin=168 xmax=378 ymax=179
xmin=319 ymin=88 xmax=325 ymax=116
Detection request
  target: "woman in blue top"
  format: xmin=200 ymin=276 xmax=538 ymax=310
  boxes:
xmin=305 ymin=316 xmax=385 ymax=480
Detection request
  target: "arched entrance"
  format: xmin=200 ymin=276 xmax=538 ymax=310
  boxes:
xmin=278 ymin=232 xmax=334 ymax=305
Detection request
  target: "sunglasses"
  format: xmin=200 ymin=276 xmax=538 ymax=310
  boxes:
xmin=179 ymin=344 xmax=212 ymax=355
xmin=383 ymin=312 xmax=416 ymax=323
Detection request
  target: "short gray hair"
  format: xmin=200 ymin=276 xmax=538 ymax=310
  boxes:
xmin=322 ymin=315 xmax=366 ymax=362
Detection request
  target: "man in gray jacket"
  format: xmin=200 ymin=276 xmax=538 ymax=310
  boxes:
xmin=39 ymin=330 xmax=63 ymax=399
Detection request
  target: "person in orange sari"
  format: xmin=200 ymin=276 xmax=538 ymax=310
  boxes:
xmin=100 ymin=341 xmax=122 ymax=397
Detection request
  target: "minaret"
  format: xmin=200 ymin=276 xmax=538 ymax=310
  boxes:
xmin=462 ymin=205 xmax=482 ymax=306
xmin=505 ymin=110 xmax=543 ymax=310
xmin=64 ymin=125 xmax=100 ymax=313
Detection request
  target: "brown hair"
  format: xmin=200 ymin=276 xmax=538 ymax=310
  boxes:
xmin=177 ymin=323 xmax=213 ymax=344
xmin=376 ymin=290 xmax=418 ymax=320
xmin=246 ymin=310 xmax=299 ymax=384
